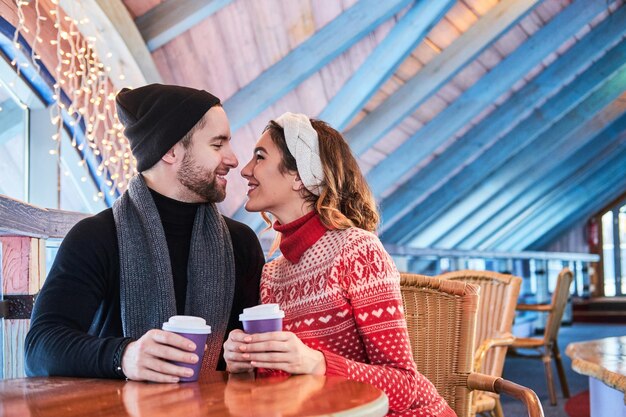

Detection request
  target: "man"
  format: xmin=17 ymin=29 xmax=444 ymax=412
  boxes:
xmin=25 ymin=84 xmax=264 ymax=383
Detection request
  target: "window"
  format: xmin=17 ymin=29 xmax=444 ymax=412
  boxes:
xmin=618 ymin=204 xmax=626 ymax=294
xmin=0 ymin=33 xmax=106 ymax=214
xmin=59 ymin=129 xmax=107 ymax=213
xmin=0 ymin=81 xmax=27 ymax=201
xmin=600 ymin=199 xmax=625 ymax=297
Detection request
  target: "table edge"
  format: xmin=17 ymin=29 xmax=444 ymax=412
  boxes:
xmin=565 ymin=337 xmax=626 ymax=394
xmin=329 ymin=391 xmax=389 ymax=417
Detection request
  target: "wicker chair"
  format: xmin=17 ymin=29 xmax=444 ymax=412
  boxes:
xmin=438 ymin=270 xmax=522 ymax=417
xmin=400 ymin=273 xmax=543 ymax=417
xmin=509 ymin=268 xmax=574 ymax=406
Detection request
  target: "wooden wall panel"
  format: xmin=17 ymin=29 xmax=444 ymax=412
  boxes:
xmin=2 ymin=320 xmax=29 ymax=379
xmin=1 ymin=237 xmax=29 ymax=295
xmin=0 ymin=236 xmax=43 ymax=379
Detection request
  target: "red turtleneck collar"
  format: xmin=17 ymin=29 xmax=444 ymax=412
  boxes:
xmin=273 ymin=211 xmax=328 ymax=264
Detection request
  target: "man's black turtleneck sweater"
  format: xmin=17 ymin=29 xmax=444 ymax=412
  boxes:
xmin=25 ymin=189 xmax=264 ymax=378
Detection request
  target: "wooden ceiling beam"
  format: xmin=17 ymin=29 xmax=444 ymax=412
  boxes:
xmin=384 ymin=51 xmax=626 ymax=245
xmin=344 ymin=0 xmax=540 ymax=155
xmin=526 ymin=152 xmax=626 ymax=251
xmin=231 ymin=0 xmax=533 ymax=228
xmin=450 ymin=99 xmax=626 ymax=249
xmin=474 ymin=110 xmax=626 ymax=250
xmin=135 ymin=0 xmax=233 ymax=51
xmin=496 ymin=142 xmax=626 ymax=251
xmin=365 ymin=0 xmax=611 ymax=197
xmin=318 ymin=0 xmax=455 ymax=131
xmin=407 ymin=48 xmax=626 ymax=247
xmin=223 ymin=0 xmax=414 ymax=132
xmin=379 ymin=7 xmax=626 ymax=243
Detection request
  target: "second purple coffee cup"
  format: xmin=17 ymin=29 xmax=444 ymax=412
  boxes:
xmin=239 ymin=304 xmax=285 ymax=333
xmin=162 ymin=316 xmax=211 ymax=382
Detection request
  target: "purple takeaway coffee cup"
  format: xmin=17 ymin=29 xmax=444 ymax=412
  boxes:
xmin=162 ymin=316 xmax=211 ymax=382
xmin=239 ymin=304 xmax=285 ymax=333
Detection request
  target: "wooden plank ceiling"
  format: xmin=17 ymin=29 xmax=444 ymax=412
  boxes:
xmin=120 ymin=0 xmax=626 ymax=251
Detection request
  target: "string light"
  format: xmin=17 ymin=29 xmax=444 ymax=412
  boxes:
xmin=11 ymin=0 xmax=135 ymax=203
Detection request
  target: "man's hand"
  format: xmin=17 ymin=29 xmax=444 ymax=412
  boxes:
xmin=240 ymin=331 xmax=326 ymax=375
xmin=121 ymin=329 xmax=199 ymax=383
xmin=223 ymin=329 xmax=254 ymax=373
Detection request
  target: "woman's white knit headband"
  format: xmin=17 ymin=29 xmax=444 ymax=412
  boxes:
xmin=274 ymin=112 xmax=324 ymax=196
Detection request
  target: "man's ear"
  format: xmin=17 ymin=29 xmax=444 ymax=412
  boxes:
xmin=161 ymin=143 xmax=181 ymax=165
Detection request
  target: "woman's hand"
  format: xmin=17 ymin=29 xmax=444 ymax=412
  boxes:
xmin=241 ymin=331 xmax=326 ymax=375
xmin=223 ymin=329 xmax=254 ymax=373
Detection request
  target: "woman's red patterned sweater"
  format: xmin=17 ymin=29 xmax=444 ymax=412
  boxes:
xmin=260 ymin=212 xmax=456 ymax=416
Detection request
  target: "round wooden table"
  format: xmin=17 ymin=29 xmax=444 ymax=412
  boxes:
xmin=0 ymin=371 xmax=389 ymax=417
xmin=566 ymin=336 xmax=626 ymax=417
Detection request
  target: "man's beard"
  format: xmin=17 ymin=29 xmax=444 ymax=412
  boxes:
xmin=177 ymin=152 xmax=226 ymax=203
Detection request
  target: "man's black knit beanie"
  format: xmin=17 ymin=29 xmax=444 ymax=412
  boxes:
xmin=115 ymin=83 xmax=221 ymax=172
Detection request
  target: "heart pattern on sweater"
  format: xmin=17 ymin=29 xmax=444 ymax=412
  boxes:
xmin=337 ymin=309 xmax=349 ymax=318
xmin=372 ymin=308 xmax=383 ymax=318
xmin=358 ymin=312 xmax=369 ymax=321
xmin=304 ymin=318 xmax=314 ymax=326
xmin=386 ymin=306 xmax=397 ymax=315
xmin=319 ymin=315 xmax=332 ymax=323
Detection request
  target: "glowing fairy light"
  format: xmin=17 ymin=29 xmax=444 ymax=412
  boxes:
xmin=10 ymin=0 xmax=136 ymax=202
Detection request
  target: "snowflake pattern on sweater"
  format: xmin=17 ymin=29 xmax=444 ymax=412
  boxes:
xmin=261 ymin=227 xmax=456 ymax=417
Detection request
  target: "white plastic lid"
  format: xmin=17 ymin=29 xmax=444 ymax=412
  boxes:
xmin=239 ymin=304 xmax=285 ymax=321
xmin=162 ymin=315 xmax=211 ymax=334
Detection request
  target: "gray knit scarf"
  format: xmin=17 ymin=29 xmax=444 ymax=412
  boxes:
xmin=112 ymin=174 xmax=235 ymax=371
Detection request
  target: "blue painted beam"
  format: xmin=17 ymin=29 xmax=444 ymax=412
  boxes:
xmin=318 ymin=0 xmax=455 ymax=131
xmin=527 ymin=167 xmax=626 ymax=250
xmin=401 ymin=68 xmax=626 ymax=247
xmin=223 ymin=0 xmax=413 ymax=132
xmin=494 ymin=144 xmax=626 ymax=251
xmin=499 ymin=139 xmax=626 ymax=250
xmin=381 ymin=38 xmax=626 ymax=245
xmin=385 ymin=43 xmax=626 ymax=246
xmin=460 ymin=108 xmax=626 ymax=250
xmin=412 ymin=57 xmax=626 ymax=248
xmin=365 ymin=0 xmax=613 ymax=196
xmin=136 ymin=0 xmax=234 ymax=51
xmin=424 ymin=42 xmax=626 ymax=248
xmin=526 ymin=170 xmax=626 ymax=250
xmin=345 ymin=0 xmax=541 ymax=155
xmin=378 ymin=7 xmax=626 ymax=233
xmin=497 ymin=155 xmax=626 ymax=250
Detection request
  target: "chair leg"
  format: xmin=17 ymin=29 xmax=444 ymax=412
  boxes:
xmin=543 ymin=351 xmax=557 ymax=406
xmin=552 ymin=342 xmax=570 ymax=398
xmin=493 ymin=397 xmax=505 ymax=417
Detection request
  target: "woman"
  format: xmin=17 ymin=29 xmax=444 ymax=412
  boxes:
xmin=223 ymin=113 xmax=455 ymax=416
